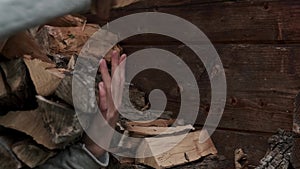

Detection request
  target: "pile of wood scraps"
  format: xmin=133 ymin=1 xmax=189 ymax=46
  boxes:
xmin=0 ymin=14 xmax=219 ymax=169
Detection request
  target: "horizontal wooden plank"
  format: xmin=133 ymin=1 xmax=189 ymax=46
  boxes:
xmin=121 ymin=44 xmax=299 ymax=133
xmin=88 ymin=0 xmax=300 ymax=43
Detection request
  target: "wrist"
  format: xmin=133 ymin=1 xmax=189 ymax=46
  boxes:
xmin=83 ymin=134 xmax=106 ymax=158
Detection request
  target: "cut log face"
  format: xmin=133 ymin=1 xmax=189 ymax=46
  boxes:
xmin=46 ymin=15 xmax=86 ymax=27
xmin=12 ymin=140 xmax=56 ymax=168
xmin=0 ymin=136 xmax=22 ymax=169
xmin=0 ymin=58 xmax=36 ymax=114
xmin=24 ymin=58 xmax=65 ymax=97
xmin=37 ymin=96 xmax=83 ymax=145
xmin=0 ymin=110 xmax=59 ymax=149
xmin=1 ymin=31 xmax=50 ymax=62
xmin=256 ymin=130 xmax=293 ymax=169
xmin=126 ymin=125 xmax=194 ymax=137
xmin=35 ymin=24 xmax=100 ymax=59
xmin=136 ymin=130 xmax=218 ymax=169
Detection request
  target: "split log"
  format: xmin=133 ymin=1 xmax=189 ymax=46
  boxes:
xmin=1 ymin=31 xmax=50 ymax=62
xmin=37 ymin=96 xmax=83 ymax=145
xmin=0 ymin=95 xmax=82 ymax=150
xmin=24 ymin=57 xmax=66 ymax=96
xmin=0 ymin=136 xmax=22 ymax=169
xmin=234 ymin=149 xmax=248 ymax=169
xmin=255 ymin=129 xmax=293 ymax=169
xmin=12 ymin=140 xmax=56 ymax=168
xmin=126 ymin=125 xmax=194 ymax=137
xmin=0 ymin=58 xmax=37 ymax=114
xmin=0 ymin=110 xmax=59 ymax=149
xmin=137 ymin=130 xmax=217 ymax=169
xmin=35 ymin=24 xmax=100 ymax=59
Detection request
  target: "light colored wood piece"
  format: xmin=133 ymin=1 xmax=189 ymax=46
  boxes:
xmin=125 ymin=119 xmax=175 ymax=128
xmin=0 ymin=110 xmax=59 ymax=149
xmin=127 ymin=125 xmax=194 ymax=136
xmin=137 ymin=130 xmax=217 ymax=169
xmin=24 ymin=58 xmax=65 ymax=96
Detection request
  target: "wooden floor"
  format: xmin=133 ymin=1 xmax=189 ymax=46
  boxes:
xmin=88 ymin=0 xmax=300 ymax=167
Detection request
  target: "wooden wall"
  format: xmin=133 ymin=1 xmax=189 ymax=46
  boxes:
xmin=89 ymin=0 xmax=300 ymax=166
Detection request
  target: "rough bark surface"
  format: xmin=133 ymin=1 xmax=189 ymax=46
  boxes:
xmin=255 ymin=130 xmax=293 ymax=169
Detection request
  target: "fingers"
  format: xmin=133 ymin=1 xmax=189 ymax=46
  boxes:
xmin=98 ymin=82 xmax=107 ymax=113
xmin=111 ymin=50 xmax=119 ymax=77
xmin=99 ymin=50 xmax=126 ymax=115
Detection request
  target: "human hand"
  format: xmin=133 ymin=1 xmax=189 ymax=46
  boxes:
xmin=84 ymin=50 xmax=126 ymax=157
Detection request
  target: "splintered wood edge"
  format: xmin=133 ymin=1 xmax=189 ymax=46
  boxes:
xmin=0 ymin=110 xmax=59 ymax=149
xmin=0 ymin=137 xmax=22 ymax=169
xmin=126 ymin=125 xmax=195 ymax=136
xmin=12 ymin=140 xmax=56 ymax=168
xmin=136 ymin=130 xmax=217 ymax=169
xmin=24 ymin=58 xmax=66 ymax=96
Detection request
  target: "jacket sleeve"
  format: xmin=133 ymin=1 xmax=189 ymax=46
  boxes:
xmin=36 ymin=144 xmax=109 ymax=169
xmin=0 ymin=0 xmax=91 ymax=39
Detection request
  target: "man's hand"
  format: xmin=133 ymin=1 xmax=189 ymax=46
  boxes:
xmin=84 ymin=50 xmax=126 ymax=157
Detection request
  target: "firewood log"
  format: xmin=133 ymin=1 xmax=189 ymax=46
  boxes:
xmin=1 ymin=31 xmax=50 ymax=62
xmin=0 ymin=136 xmax=22 ymax=169
xmin=12 ymin=140 xmax=56 ymax=168
xmin=0 ymin=110 xmax=59 ymax=149
xmin=35 ymin=24 xmax=100 ymax=59
xmin=0 ymin=58 xmax=37 ymax=115
xmin=136 ymin=130 xmax=217 ymax=169
xmin=23 ymin=57 xmax=66 ymax=96
xmin=37 ymin=96 xmax=83 ymax=145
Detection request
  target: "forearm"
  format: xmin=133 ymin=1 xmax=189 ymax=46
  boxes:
xmin=0 ymin=0 xmax=91 ymax=39
xmin=35 ymin=144 xmax=109 ymax=169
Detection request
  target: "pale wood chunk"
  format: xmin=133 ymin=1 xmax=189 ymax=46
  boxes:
xmin=137 ymin=130 xmax=218 ymax=169
xmin=12 ymin=140 xmax=56 ymax=168
xmin=0 ymin=110 xmax=59 ymax=149
xmin=126 ymin=125 xmax=194 ymax=136
xmin=36 ymin=24 xmax=100 ymax=58
xmin=24 ymin=58 xmax=65 ymax=96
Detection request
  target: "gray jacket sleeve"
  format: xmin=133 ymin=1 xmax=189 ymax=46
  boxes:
xmin=0 ymin=0 xmax=91 ymax=39
xmin=36 ymin=144 xmax=109 ymax=169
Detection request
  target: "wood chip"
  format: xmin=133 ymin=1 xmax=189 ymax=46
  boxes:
xmin=126 ymin=124 xmax=194 ymax=136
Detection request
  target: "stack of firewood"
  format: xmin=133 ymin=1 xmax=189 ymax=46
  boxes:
xmin=0 ymin=14 xmax=219 ymax=169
